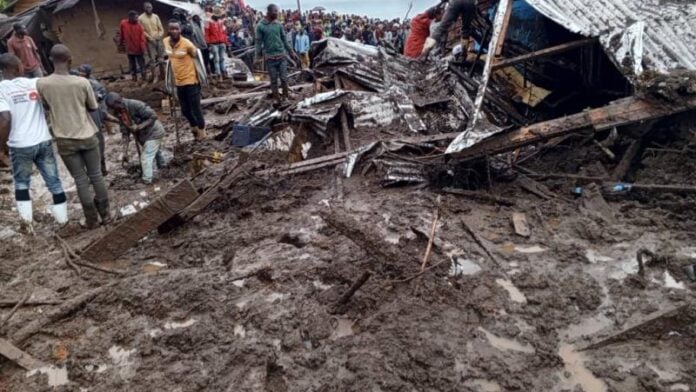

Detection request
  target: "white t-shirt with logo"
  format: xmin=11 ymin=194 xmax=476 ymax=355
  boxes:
xmin=0 ymin=77 xmax=51 ymax=148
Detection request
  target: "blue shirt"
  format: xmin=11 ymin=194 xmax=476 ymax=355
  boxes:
xmin=294 ymin=34 xmax=310 ymax=54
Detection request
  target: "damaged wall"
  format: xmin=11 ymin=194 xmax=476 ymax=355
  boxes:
xmin=52 ymin=0 xmax=148 ymax=74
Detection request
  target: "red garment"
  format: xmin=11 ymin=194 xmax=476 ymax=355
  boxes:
xmin=119 ymin=20 xmax=146 ymax=55
xmin=7 ymin=34 xmax=40 ymax=72
xmin=313 ymin=26 xmax=324 ymax=40
xmin=205 ymin=21 xmax=228 ymax=45
xmin=404 ymin=12 xmax=432 ymax=58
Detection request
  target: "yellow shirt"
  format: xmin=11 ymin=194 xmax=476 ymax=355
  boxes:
xmin=138 ymin=13 xmax=164 ymax=40
xmin=164 ymin=37 xmax=199 ymax=86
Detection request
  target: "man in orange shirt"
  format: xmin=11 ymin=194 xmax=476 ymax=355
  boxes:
xmin=7 ymin=24 xmax=43 ymax=78
xmin=404 ymin=5 xmax=444 ymax=58
xmin=164 ymin=19 xmax=206 ymax=141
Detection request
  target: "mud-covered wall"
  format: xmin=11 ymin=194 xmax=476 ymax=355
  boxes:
xmin=51 ymin=0 xmax=171 ymax=75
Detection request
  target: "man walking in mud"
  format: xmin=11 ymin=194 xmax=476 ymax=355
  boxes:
xmin=0 ymin=54 xmax=68 ymax=232
xmin=255 ymin=4 xmax=300 ymax=104
xmin=420 ymin=0 xmax=477 ymax=59
xmin=37 ymin=44 xmax=111 ymax=229
xmin=164 ymin=19 xmax=207 ymax=141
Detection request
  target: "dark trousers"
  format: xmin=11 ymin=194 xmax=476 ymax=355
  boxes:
xmin=56 ymin=136 xmax=109 ymax=225
xmin=266 ymin=57 xmax=288 ymax=90
xmin=433 ymin=0 xmax=476 ymax=46
xmin=201 ymin=48 xmax=213 ymax=74
xmin=96 ymin=131 xmax=107 ymax=175
xmin=176 ymin=84 xmax=205 ymax=129
xmin=128 ymin=54 xmax=146 ymax=76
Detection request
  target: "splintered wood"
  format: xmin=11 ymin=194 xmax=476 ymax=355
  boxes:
xmin=450 ymin=96 xmax=696 ymax=162
xmin=81 ymin=180 xmax=199 ymax=263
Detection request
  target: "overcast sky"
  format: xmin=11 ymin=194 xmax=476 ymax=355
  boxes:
xmin=244 ymin=0 xmax=438 ymax=19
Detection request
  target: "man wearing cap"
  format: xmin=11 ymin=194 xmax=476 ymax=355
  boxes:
xmin=139 ymin=2 xmax=166 ymax=79
xmin=7 ymin=24 xmax=44 ymax=78
xmin=105 ymin=92 xmax=166 ymax=184
xmin=120 ymin=10 xmax=147 ymax=81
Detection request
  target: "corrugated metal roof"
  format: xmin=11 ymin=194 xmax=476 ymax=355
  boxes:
xmin=525 ymin=0 xmax=696 ymax=76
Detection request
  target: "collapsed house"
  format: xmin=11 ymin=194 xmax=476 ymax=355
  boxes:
xmin=0 ymin=0 xmax=203 ymax=75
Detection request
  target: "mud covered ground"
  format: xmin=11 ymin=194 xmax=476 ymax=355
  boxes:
xmin=1 ymin=91 xmax=695 ymax=391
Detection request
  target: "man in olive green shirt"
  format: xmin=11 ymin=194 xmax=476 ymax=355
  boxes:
xmin=255 ymin=4 xmax=299 ymax=103
xmin=138 ymin=2 xmax=166 ymax=78
xmin=37 ymin=45 xmax=111 ymax=229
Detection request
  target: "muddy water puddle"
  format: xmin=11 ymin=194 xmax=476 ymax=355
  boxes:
xmin=331 ymin=318 xmax=355 ymax=340
xmin=478 ymin=327 xmax=535 ymax=354
xmin=558 ymin=344 xmax=608 ymax=392
xmin=562 ymin=313 xmax=613 ymax=341
xmin=495 ymin=279 xmax=527 ymax=303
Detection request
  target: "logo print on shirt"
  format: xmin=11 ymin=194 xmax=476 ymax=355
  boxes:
xmin=29 ymin=91 xmax=39 ymax=101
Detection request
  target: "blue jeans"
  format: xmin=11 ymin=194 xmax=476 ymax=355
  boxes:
xmin=211 ymin=43 xmax=227 ymax=75
xmin=141 ymin=139 xmax=166 ymax=182
xmin=266 ymin=57 xmax=288 ymax=90
xmin=9 ymin=140 xmax=64 ymax=197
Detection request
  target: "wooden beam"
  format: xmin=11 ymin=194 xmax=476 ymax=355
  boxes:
xmin=469 ymin=0 xmax=513 ymax=131
xmin=492 ymin=38 xmax=597 ymax=70
xmin=0 ymin=338 xmax=44 ymax=370
xmin=450 ymin=96 xmax=696 ymax=162
xmin=81 ymin=180 xmax=199 ymax=263
xmin=494 ymin=0 xmax=514 ymax=57
xmin=200 ymin=83 xmax=313 ymax=106
xmin=159 ymin=163 xmax=254 ymax=233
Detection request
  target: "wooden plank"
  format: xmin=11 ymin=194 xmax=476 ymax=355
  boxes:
xmin=512 ymin=212 xmax=531 ymax=237
xmin=492 ymin=38 xmax=596 ymax=70
xmin=581 ymin=304 xmax=692 ymax=351
xmin=81 ymin=180 xmax=199 ymax=263
xmin=469 ymin=0 xmax=513 ymax=131
xmin=177 ymin=164 xmax=252 ymax=221
xmin=612 ymin=139 xmax=642 ymax=181
xmin=201 ymin=83 xmax=313 ymax=106
xmin=0 ymin=338 xmax=44 ymax=370
xmin=440 ymin=188 xmax=516 ymax=206
xmin=494 ymin=0 xmax=514 ymax=57
xmin=450 ymin=96 xmax=696 ymax=162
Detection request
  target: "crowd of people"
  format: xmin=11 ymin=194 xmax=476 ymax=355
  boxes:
xmin=0 ymin=0 xmax=477 ymax=234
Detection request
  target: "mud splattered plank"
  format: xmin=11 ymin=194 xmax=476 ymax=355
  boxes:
xmin=81 ymin=180 xmax=199 ymax=263
xmin=0 ymin=338 xmax=44 ymax=370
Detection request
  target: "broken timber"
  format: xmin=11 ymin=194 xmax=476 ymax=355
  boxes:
xmin=320 ymin=209 xmax=413 ymax=267
xmin=0 ymin=338 xmax=44 ymax=370
xmin=492 ymin=38 xmax=596 ymax=70
xmin=160 ymin=163 xmax=253 ymax=233
xmin=450 ymin=96 xmax=696 ymax=162
xmin=581 ymin=303 xmax=694 ymax=351
xmin=81 ymin=180 xmax=199 ymax=263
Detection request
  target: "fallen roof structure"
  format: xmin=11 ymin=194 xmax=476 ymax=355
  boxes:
xmin=524 ymin=0 xmax=696 ymax=77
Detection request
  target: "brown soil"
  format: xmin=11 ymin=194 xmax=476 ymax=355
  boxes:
xmin=1 ymin=81 xmax=695 ymax=392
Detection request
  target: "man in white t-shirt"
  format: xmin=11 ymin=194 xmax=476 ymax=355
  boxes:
xmin=0 ymin=53 xmax=68 ymax=231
